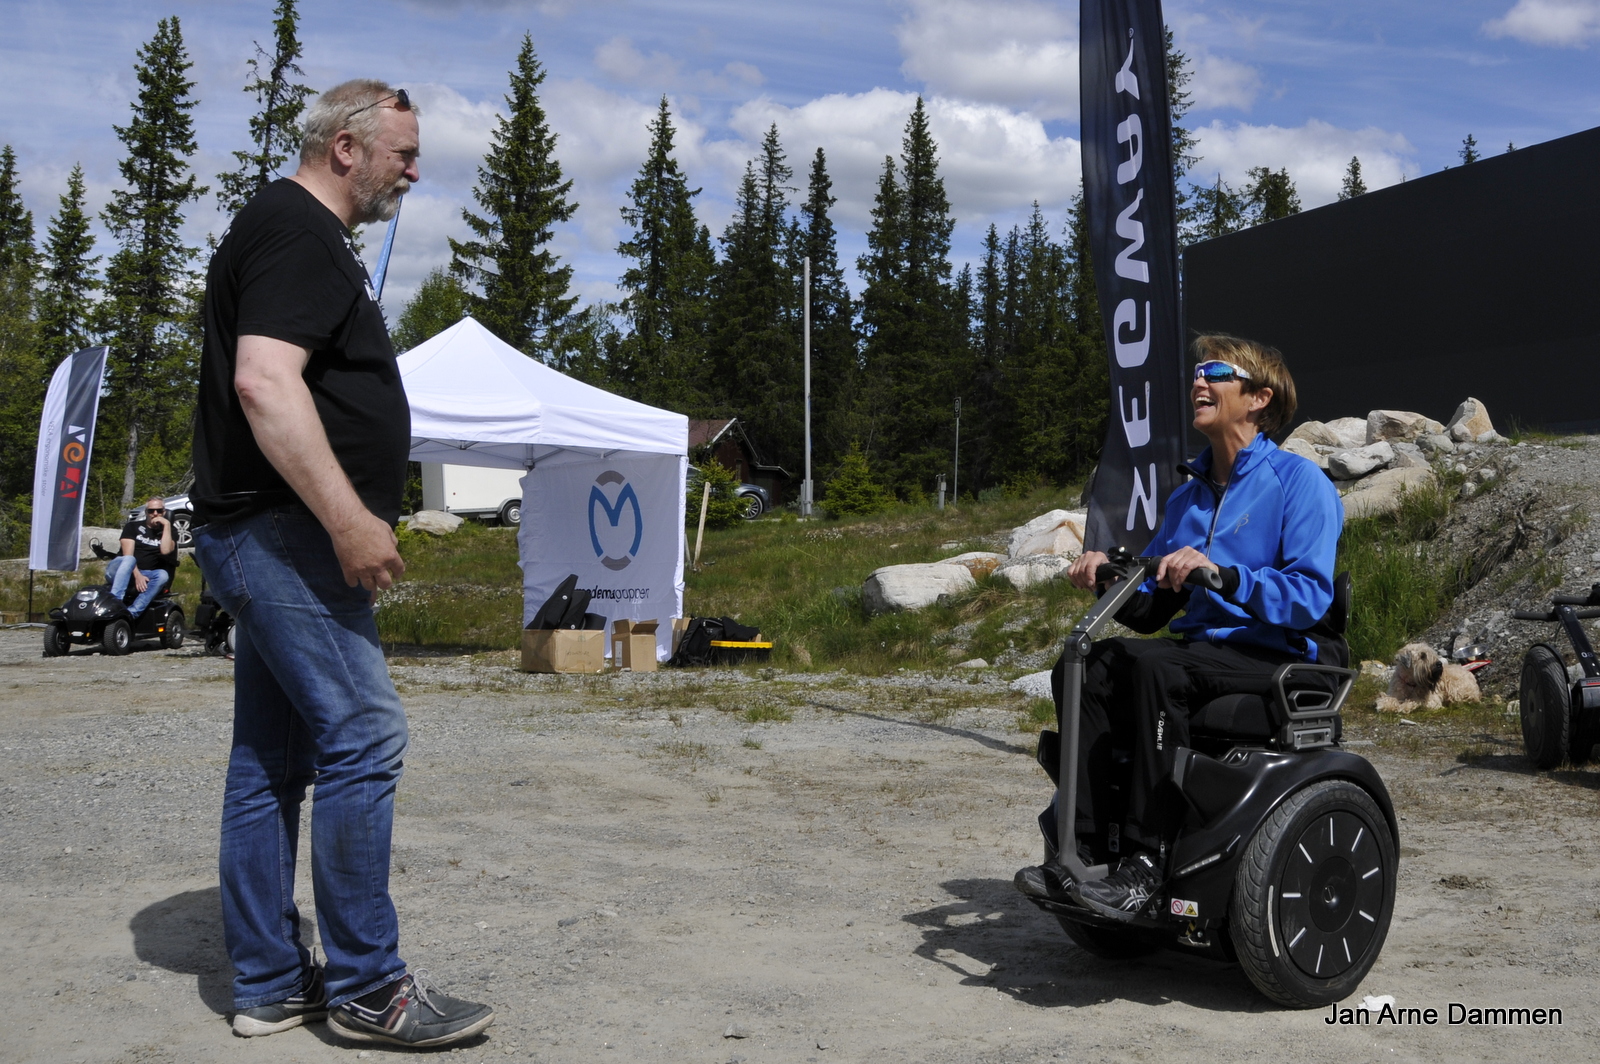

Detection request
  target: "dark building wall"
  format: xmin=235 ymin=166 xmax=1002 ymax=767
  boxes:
xmin=1183 ymin=126 xmax=1600 ymax=433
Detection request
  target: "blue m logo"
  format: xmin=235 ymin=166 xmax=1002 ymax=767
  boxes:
xmin=589 ymin=471 xmax=643 ymax=570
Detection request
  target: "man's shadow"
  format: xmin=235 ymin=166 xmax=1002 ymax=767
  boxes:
xmin=906 ymin=877 xmax=1272 ymax=1013
xmin=130 ymin=887 xmax=232 ymax=1015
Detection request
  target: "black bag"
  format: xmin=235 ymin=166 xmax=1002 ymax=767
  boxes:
xmin=667 ymin=616 xmax=761 ymax=667
xmin=527 ymin=575 xmax=593 ymax=630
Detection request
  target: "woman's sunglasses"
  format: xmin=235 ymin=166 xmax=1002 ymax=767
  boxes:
xmin=1193 ymin=359 xmax=1252 ymax=384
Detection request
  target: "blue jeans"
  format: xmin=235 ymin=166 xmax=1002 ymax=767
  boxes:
xmin=106 ymin=555 xmax=170 ymax=616
xmin=194 ymin=507 xmax=408 ymax=1009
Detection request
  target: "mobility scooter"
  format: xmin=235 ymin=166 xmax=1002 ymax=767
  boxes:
xmin=43 ymin=576 xmax=185 ymax=656
xmin=1023 ymin=548 xmax=1399 ymax=1008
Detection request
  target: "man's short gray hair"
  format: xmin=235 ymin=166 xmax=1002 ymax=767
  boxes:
xmin=299 ymin=79 xmax=418 ymax=165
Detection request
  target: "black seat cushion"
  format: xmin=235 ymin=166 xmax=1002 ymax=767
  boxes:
xmin=1191 ymin=693 xmax=1274 ymax=739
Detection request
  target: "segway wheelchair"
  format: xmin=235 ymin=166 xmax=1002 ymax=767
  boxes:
xmin=1024 ymin=549 xmax=1398 ymax=1008
xmin=1513 ymin=585 xmax=1600 ymax=768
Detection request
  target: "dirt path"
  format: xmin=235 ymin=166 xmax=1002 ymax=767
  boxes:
xmin=2 ymin=628 xmax=1596 ymax=1063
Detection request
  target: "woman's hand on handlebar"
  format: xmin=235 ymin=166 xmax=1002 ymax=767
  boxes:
xmin=1155 ymin=547 xmax=1219 ymax=591
xmin=1068 ymin=550 xmax=1111 ymax=590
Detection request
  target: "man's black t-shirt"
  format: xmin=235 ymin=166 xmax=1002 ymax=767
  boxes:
xmin=193 ymin=179 xmax=410 ymax=526
xmin=119 ymin=519 xmax=176 ymax=574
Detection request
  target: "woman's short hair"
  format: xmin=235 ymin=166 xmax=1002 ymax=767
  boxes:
xmin=299 ymin=79 xmax=417 ymax=165
xmin=1190 ymin=333 xmax=1297 ymax=437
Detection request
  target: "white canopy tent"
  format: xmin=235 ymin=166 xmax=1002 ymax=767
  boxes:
xmin=398 ymin=317 xmax=689 ymax=661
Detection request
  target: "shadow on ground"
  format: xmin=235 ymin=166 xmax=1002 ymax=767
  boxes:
xmin=904 ymin=877 xmax=1276 ymax=1015
xmin=130 ymin=887 xmax=231 ymax=1015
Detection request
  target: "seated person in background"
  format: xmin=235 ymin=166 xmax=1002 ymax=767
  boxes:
xmin=1014 ymin=334 xmax=1343 ymax=921
xmin=107 ymin=497 xmax=177 ymax=618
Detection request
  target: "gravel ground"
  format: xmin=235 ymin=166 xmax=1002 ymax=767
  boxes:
xmin=3 ymin=625 xmax=1598 ymax=1064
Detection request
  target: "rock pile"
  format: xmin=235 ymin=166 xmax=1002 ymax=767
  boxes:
xmin=862 ymin=398 xmax=1510 ymax=614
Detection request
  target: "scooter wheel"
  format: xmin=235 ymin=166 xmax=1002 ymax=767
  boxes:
xmin=101 ymin=618 xmax=133 ymax=656
xmin=1520 ymin=643 xmax=1570 ymax=770
xmin=43 ymin=623 xmax=69 ymax=657
xmin=1230 ymin=779 xmax=1396 ymax=1008
xmin=161 ymin=609 xmax=185 ymax=650
xmin=1056 ymin=915 xmax=1160 ymax=959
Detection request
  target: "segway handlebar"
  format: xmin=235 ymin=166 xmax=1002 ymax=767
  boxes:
xmin=1514 ymin=607 xmax=1600 ymax=622
xmin=1094 ymin=557 xmax=1226 ymax=592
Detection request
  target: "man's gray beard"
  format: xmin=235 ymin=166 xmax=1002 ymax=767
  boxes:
xmin=350 ymin=165 xmax=408 ymax=226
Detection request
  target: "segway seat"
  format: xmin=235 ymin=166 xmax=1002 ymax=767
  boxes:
xmin=1190 ymin=572 xmax=1354 ymax=751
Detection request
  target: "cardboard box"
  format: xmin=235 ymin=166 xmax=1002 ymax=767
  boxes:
xmin=611 ymin=619 xmax=660 ymax=672
xmin=671 ymin=617 xmax=690 ymax=656
xmin=521 ymin=628 xmax=606 ymax=673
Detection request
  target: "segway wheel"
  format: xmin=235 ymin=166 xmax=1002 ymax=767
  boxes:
xmin=102 ymin=618 xmax=132 ymax=656
xmin=1056 ymin=915 xmax=1160 ymax=959
xmin=43 ymin=623 xmax=69 ymax=657
xmin=224 ymin=622 xmax=236 ymax=656
xmin=160 ymin=609 xmax=185 ymax=650
xmin=1519 ymin=643 xmax=1570 ymax=770
xmin=1230 ymin=779 xmax=1396 ymax=1008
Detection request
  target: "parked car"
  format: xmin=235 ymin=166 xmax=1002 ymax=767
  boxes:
xmin=126 ymin=492 xmax=195 ymax=548
xmin=688 ymin=466 xmax=772 ymax=520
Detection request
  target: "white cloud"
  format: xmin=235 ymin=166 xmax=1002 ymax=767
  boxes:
xmin=894 ymin=0 xmax=1078 ymax=120
xmin=410 ymin=83 xmax=502 ymax=188
xmin=594 ymin=37 xmax=682 ymax=86
xmin=1189 ymin=52 xmax=1263 ymax=111
xmin=729 ymin=89 xmax=1080 ymax=230
xmin=1483 ymin=0 xmax=1600 ymax=47
xmin=1190 ymin=120 xmax=1415 ymax=207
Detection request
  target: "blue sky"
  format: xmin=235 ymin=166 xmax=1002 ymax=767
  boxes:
xmin=2 ymin=0 xmax=1597 ymax=314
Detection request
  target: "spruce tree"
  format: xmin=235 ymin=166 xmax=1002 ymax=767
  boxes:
xmin=391 ymin=267 xmax=469 ymax=352
xmin=37 ymin=164 xmax=100 ymax=366
xmin=0 ymin=145 xmax=35 ymax=276
xmin=1063 ymin=190 xmax=1109 ymax=477
xmin=615 ymin=97 xmax=714 ymax=411
xmin=100 ymin=16 xmax=205 ymax=509
xmin=217 ymin=0 xmax=315 ymax=214
xmin=796 ymin=148 xmax=856 ymax=470
xmin=1192 ymin=174 xmax=1245 ymax=239
xmin=450 ymin=34 xmax=578 ymax=356
xmin=707 ymin=126 xmax=801 ymax=470
xmin=1165 ymin=27 xmax=1200 ymax=240
xmin=1459 ymin=134 xmax=1480 ymax=165
xmin=1243 ymin=166 xmax=1300 ymax=225
xmin=1338 ymin=156 xmax=1368 ymax=200
xmin=857 ymin=98 xmax=962 ymax=494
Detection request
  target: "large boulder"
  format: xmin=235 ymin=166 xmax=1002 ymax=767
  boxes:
xmin=1007 ymin=509 xmax=1087 ymax=561
xmin=80 ymin=526 xmax=125 ymax=561
xmin=941 ymin=551 xmax=1007 ymax=578
xmin=1447 ymin=397 xmax=1495 ymax=443
xmin=1388 ymin=441 xmax=1431 ymax=470
xmin=1327 ymin=441 xmax=1394 ymax=480
xmin=1366 ymin=409 xmax=1444 ymax=444
xmin=1341 ymin=467 xmax=1436 ymax=519
xmin=995 ymin=554 xmax=1072 ymax=590
xmin=407 ymin=509 xmax=464 ymax=535
xmin=1281 ymin=436 xmax=1329 ymax=470
xmin=1417 ymin=432 xmax=1456 ymax=457
xmin=1286 ymin=420 xmax=1343 ymax=449
xmin=1325 ymin=417 xmax=1369 ymax=450
xmin=863 ymin=562 xmax=975 ymax=613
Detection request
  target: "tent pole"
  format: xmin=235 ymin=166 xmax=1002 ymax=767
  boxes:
xmin=27 ymin=569 xmax=35 ymax=623
xmin=692 ymin=481 xmax=711 ymax=572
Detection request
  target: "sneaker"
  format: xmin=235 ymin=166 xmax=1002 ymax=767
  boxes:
xmin=1013 ymin=844 xmax=1095 ymax=902
xmin=232 ymin=966 xmax=328 ymax=1037
xmin=1070 ymin=851 xmax=1162 ymax=921
xmin=328 ymin=971 xmax=495 ymax=1048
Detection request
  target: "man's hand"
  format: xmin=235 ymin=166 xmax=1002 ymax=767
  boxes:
xmin=328 ymin=509 xmax=405 ymax=594
xmin=1155 ymin=546 xmax=1218 ymax=591
xmin=133 ymin=570 xmax=149 ymax=593
xmin=1068 ymin=550 xmax=1111 ymax=590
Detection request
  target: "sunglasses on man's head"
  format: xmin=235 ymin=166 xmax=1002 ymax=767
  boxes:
xmin=1193 ymin=359 xmax=1252 ymax=384
xmin=343 ymin=88 xmax=410 ymax=124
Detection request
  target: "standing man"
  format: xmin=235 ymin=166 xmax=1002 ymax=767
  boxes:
xmin=193 ymin=79 xmax=494 ymax=1047
xmin=107 ymin=497 xmax=177 ymax=617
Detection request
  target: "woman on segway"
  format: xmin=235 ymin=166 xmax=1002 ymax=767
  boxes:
xmin=1015 ymin=334 xmax=1345 ymax=920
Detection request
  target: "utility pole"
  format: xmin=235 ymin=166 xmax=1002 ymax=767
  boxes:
xmin=953 ymin=396 xmax=961 ymax=505
xmin=801 ymin=256 xmax=813 ymax=517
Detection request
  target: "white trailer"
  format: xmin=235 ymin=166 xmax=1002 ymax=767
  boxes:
xmin=419 ymin=462 xmax=525 ymax=525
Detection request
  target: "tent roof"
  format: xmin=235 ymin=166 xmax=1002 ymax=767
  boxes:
xmin=398 ymin=317 xmax=688 ymax=469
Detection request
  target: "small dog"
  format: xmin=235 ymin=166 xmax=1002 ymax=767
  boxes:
xmin=1376 ymin=642 xmax=1482 ymax=713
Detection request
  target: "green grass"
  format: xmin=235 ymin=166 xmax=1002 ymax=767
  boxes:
xmin=0 ymin=555 xmax=206 ymax=620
